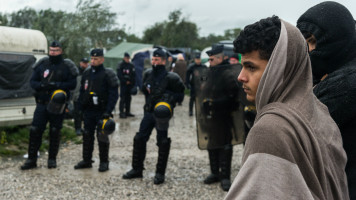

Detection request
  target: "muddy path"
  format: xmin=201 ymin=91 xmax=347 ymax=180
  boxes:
xmin=0 ymin=93 xmax=244 ymax=200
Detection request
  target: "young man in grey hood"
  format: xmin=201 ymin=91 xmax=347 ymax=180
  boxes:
xmin=225 ymin=16 xmax=348 ymax=200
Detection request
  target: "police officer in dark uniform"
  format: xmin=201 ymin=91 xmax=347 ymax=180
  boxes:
xmin=200 ymin=45 xmax=242 ymax=191
xmin=21 ymin=41 xmax=78 ymax=170
xmin=74 ymin=49 xmax=119 ymax=172
xmin=122 ymin=48 xmax=185 ymax=184
xmin=185 ymin=52 xmax=207 ymax=116
xmin=117 ymin=52 xmax=136 ymax=118
xmin=73 ymin=57 xmax=90 ymax=135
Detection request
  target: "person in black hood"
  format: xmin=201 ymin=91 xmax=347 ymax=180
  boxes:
xmin=122 ymin=48 xmax=185 ymax=185
xmin=297 ymin=1 xmax=356 ymax=198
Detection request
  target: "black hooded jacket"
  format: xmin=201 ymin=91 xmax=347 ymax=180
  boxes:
xmin=297 ymin=1 xmax=356 ymax=80
xmin=297 ymin=2 xmax=356 ymax=198
xmin=297 ymin=1 xmax=356 ymax=137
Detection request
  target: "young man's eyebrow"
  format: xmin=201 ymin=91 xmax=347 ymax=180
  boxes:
xmin=242 ymin=61 xmax=255 ymax=66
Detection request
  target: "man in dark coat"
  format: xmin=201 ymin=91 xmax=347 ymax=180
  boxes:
xmin=185 ymin=53 xmax=207 ymax=116
xmin=73 ymin=57 xmax=89 ymax=135
xmin=297 ymin=2 xmax=356 ymax=198
xmin=117 ymin=52 xmax=136 ymax=118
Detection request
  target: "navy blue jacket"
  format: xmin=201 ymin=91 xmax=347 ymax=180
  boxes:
xmin=30 ymin=57 xmax=77 ymax=103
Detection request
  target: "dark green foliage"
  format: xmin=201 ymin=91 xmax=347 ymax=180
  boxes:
xmin=0 ymin=3 xmax=242 ymax=63
xmin=141 ymin=9 xmax=242 ymax=50
xmin=0 ymin=120 xmax=81 ymax=157
xmin=0 ymin=0 xmax=137 ymax=64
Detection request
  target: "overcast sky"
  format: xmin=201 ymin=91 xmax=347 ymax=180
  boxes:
xmin=0 ymin=0 xmax=355 ymax=37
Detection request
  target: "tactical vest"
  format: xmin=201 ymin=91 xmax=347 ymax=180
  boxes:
xmin=144 ymin=70 xmax=172 ymax=112
xmin=40 ymin=59 xmax=66 ymax=83
xmin=35 ymin=60 xmax=67 ymax=103
xmin=81 ymin=68 xmax=109 ymax=110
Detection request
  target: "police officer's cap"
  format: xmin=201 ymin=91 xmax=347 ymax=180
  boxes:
xmin=81 ymin=57 xmax=89 ymax=63
xmin=124 ymin=52 xmax=130 ymax=58
xmin=206 ymin=45 xmax=224 ymax=56
xmin=153 ymin=48 xmax=167 ymax=59
xmin=50 ymin=40 xmax=62 ymax=48
xmin=195 ymin=53 xmax=201 ymax=59
xmin=90 ymin=48 xmax=104 ymax=57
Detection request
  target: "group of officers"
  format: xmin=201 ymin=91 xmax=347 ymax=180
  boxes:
xmin=20 ymin=40 xmax=250 ymax=192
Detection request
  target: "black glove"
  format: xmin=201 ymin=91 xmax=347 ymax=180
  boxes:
xmin=40 ymin=81 xmax=57 ymax=90
xmin=40 ymin=81 xmax=49 ymax=89
xmin=102 ymin=112 xmax=112 ymax=119
xmin=48 ymin=82 xmax=57 ymax=89
xmin=202 ymin=98 xmax=213 ymax=115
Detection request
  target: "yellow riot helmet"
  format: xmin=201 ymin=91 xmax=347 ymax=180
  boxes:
xmin=154 ymin=102 xmax=172 ymax=131
xmin=47 ymin=90 xmax=67 ymax=114
xmin=97 ymin=118 xmax=116 ymax=143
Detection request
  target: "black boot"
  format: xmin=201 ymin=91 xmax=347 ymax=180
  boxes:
xmin=48 ymin=127 xmax=61 ymax=169
xmin=119 ymin=98 xmax=126 ymax=118
xmin=189 ymin=97 xmax=194 ymax=116
xmin=21 ymin=127 xmax=42 ymax=170
xmin=204 ymin=149 xmax=220 ymax=184
xmin=220 ymin=145 xmax=233 ymax=191
xmin=123 ymin=135 xmax=146 ymax=179
xmin=74 ymin=107 xmax=83 ymax=135
xmin=74 ymin=130 xmax=94 ymax=169
xmin=154 ymin=138 xmax=171 ymax=185
xmin=125 ymin=96 xmax=134 ymax=117
xmin=98 ymin=142 xmax=110 ymax=172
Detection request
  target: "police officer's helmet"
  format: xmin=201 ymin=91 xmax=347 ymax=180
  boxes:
xmin=47 ymin=90 xmax=67 ymax=114
xmin=97 ymin=118 xmax=116 ymax=135
xmin=154 ymin=102 xmax=172 ymax=119
xmin=51 ymin=90 xmax=66 ymax=103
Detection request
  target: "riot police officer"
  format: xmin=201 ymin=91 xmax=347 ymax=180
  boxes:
xmin=117 ymin=52 xmax=136 ymax=118
xmin=185 ymin=53 xmax=207 ymax=116
xmin=196 ymin=45 xmax=244 ymax=191
xmin=74 ymin=49 xmax=119 ymax=172
xmin=21 ymin=41 xmax=78 ymax=170
xmin=122 ymin=48 xmax=185 ymax=184
xmin=73 ymin=57 xmax=90 ymax=135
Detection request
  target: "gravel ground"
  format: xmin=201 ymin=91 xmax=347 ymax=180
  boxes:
xmin=0 ymin=93 xmax=244 ymax=200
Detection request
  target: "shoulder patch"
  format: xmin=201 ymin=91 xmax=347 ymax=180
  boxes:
xmin=32 ymin=56 xmax=49 ymax=69
xmin=63 ymin=59 xmax=79 ymax=76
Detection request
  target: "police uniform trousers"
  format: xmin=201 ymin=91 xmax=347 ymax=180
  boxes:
xmin=119 ymin=85 xmax=132 ymax=115
xmin=73 ymin=100 xmax=83 ymax=131
xmin=131 ymin=112 xmax=171 ymax=175
xmin=189 ymin=89 xmax=196 ymax=114
xmin=82 ymin=109 xmax=109 ymax=163
xmin=28 ymin=103 xmax=64 ymax=161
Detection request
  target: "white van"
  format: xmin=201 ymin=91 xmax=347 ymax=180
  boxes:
xmin=0 ymin=26 xmax=48 ymax=126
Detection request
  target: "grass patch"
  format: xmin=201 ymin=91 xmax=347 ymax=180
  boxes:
xmin=0 ymin=120 xmax=82 ymax=157
xmin=184 ymin=89 xmax=190 ymax=96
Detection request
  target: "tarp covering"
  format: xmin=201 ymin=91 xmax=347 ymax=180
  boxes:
xmin=104 ymin=42 xmax=153 ymax=70
xmin=0 ymin=54 xmax=36 ymax=99
xmin=131 ymin=51 xmax=150 ymax=89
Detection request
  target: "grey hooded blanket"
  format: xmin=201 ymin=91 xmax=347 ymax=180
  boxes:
xmin=225 ymin=20 xmax=348 ymax=200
